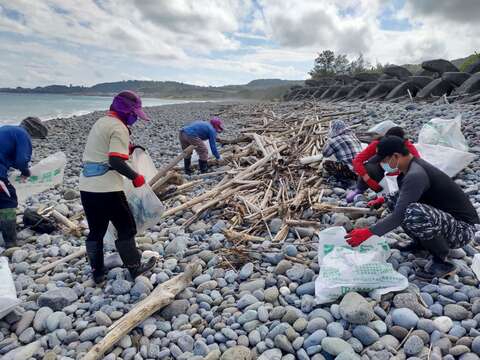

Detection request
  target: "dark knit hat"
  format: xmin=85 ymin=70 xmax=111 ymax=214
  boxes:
xmin=20 ymin=117 xmax=48 ymax=139
xmin=377 ymin=135 xmax=409 ymax=158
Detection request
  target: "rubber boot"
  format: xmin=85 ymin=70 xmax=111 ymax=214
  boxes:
xmin=115 ymin=239 xmax=157 ymax=279
xmin=416 ymin=258 xmax=457 ymax=280
xmin=86 ymin=241 xmax=105 ymax=284
xmin=184 ymin=157 xmax=192 ymax=175
xmin=0 ymin=208 xmax=17 ymax=248
xmin=199 ymin=160 xmax=208 ymax=174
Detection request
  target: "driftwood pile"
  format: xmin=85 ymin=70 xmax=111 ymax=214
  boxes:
xmin=158 ymin=102 xmax=373 ymax=269
xmin=27 ymin=102 xmax=378 ymax=359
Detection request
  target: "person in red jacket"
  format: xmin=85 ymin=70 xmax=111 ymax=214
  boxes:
xmin=346 ymin=127 xmax=420 ymax=202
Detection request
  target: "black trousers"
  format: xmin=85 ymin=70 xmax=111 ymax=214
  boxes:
xmin=0 ymin=178 xmax=18 ymax=209
xmin=80 ymin=191 xmax=140 ymax=274
xmin=0 ymin=179 xmax=18 ymax=247
xmin=356 ymin=161 xmax=385 ymax=192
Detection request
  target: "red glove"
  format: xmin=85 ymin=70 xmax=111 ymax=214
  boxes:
xmin=367 ymin=196 xmax=385 ymax=209
xmin=366 ymin=178 xmax=382 ymax=192
xmin=132 ymin=174 xmax=145 ymax=188
xmin=345 ymin=228 xmax=373 ymax=247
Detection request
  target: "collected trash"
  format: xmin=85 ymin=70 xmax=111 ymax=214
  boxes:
xmin=9 ymin=152 xmax=67 ymax=203
xmin=105 ymin=149 xmax=164 ymax=244
xmin=130 ymin=148 xmax=158 ymax=183
xmin=415 ymin=115 xmax=475 ymax=177
xmin=415 ymin=143 xmax=475 ymax=178
xmin=472 ymin=254 xmax=480 ymax=280
xmin=378 ymin=174 xmax=399 ymax=196
xmin=367 ymin=120 xmax=399 ymax=136
xmin=418 ymin=115 xmax=468 ymax=152
xmin=0 ymin=257 xmax=19 ymax=319
xmin=315 ymin=227 xmax=408 ymax=304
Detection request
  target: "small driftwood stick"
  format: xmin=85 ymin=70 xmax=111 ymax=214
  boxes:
xmin=149 ymin=145 xmax=194 ymax=186
xmin=82 ymin=262 xmax=202 ymax=360
xmin=50 ymin=210 xmax=78 ymax=231
xmin=151 ymin=172 xmax=183 ymax=194
xmin=223 ymin=229 xmax=265 ymax=243
xmin=273 ymin=224 xmax=289 ymax=242
xmin=285 ymin=219 xmax=322 ymax=228
xmin=300 ymin=154 xmax=323 ymax=165
xmin=38 ymin=247 xmax=86 ymax=273
xmin=312 ymin=203 xmax=373 ymax=215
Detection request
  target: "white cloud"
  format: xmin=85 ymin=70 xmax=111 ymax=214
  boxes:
xmin=0 ymin=0 xmax=480 ymax=87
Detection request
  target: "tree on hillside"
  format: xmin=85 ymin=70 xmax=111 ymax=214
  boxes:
xmin=460 ymin=52 xmax=480 ymax=72
xmin=348 ymin=53 xmax=371 ymax=74
xmin=309 ymin=50 xmax=383 ymax=79
xmin=309 ymin=50 xmax=336 ymax=78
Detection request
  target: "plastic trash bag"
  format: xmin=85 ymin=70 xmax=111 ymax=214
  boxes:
xmin=379 ymin=174 xmax=399 ymax=196
xmin=9 ymin=152 xmax=67 ymax=203
xmin=472 ymin=254 xmax=480 ymax=280
xmin=418 ymin=115 xmax=468 ymax=152
xmin=415 ymin=143 xmax=476 ymax=178
xmin=129 ymin=148 xmax=157 ymax=183
xmin=104 ymin=149 xmax=164 ymax=246
xmin=367 ymin=120 xmax=399 ymax=136
xmin=123 ymin=180 xmax=164 ymax=235
xmin=315 ymin=227 xmax=408 ymax=304
xmin=0 ymin=257 xmax=19 ymax=319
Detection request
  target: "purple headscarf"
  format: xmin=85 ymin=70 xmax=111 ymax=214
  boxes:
xmin=110 ymin=90 xmax=150 ymax=126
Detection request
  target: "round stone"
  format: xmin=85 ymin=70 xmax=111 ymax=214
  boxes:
xmin=404 ymin=335 xmax=424 ymax=355
xmin=391 ymin=308 xmax=419 ymax=329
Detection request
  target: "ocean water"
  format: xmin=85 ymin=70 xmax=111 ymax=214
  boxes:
xmin=0 ymin=93 xmax=192 ymax=124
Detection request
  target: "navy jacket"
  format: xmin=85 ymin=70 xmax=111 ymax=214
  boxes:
xmin=0 ymin=125 xmax=32 ymax=179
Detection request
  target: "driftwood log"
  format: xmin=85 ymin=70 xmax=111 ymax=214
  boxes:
xmin=38 ymin=247 xmax=86 ymax=273
xmin=148 ymin=145 xmax=194 ymax=186
xmin=82 ymin=262 xmax=202 ymax=360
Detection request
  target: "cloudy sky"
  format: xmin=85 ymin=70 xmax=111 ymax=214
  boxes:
xmin=1 ymin=0 xmax=479 ymax=87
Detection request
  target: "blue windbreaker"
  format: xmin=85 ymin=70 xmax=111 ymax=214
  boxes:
xmin=0 ymin=125 xmax=32 ymax=179
xmin=182 ymin=121 xmax=220 ymax=159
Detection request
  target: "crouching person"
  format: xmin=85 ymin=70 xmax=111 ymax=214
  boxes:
xmin=0 ymin=117 xmax=48 ymax=247
xmin=80 ymin=91 xmax=156 ymax=284
xmin=322 ymin=120 xmax=363 ymax=185
xmin=345 ymin=136 xmax=479 ymax=280
xmin=179 ymin=117 xmax=224 ymax=174
xmin=347 ymin=126 xmax=420 ymax=202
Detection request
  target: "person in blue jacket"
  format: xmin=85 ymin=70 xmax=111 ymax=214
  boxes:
xmin=0 ymin=117 xmax=48 ymax=248
xmin=179 ymin=117 xmax=224 ymax=174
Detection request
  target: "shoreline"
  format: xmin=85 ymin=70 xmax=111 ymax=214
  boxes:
xmin=0 ymin=93 xmax=249 ymax=125
xmin=4 ymin=99 xmax=480 ymax=359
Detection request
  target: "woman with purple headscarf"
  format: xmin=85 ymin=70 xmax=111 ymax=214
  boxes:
xmin=79 ymin=91 xmax=156 ymax=284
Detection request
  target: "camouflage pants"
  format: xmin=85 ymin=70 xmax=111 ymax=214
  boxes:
xmin=401 ymin=202 xmax=475 ymax=260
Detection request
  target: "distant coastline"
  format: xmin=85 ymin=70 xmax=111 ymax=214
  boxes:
xmin=0 ymin=78 xmax=304 ymax=102
xmin=0 ymin=93 xmax=198 ymax=124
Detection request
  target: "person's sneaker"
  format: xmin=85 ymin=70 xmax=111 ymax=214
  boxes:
xmin=415 ymin=259 xmax=457 ymax=280
xmin=128 ymin=257 xmax=157 ymax=279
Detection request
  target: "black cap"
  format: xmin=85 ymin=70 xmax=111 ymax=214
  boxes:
xmin=377 ymin=135 xmax=408 ymax=158
xmin=20 ymin=117 xmax=48 ymax=139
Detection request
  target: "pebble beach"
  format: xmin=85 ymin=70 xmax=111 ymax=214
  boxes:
xmin=3 ymin=98 xmax=480 ymax=360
